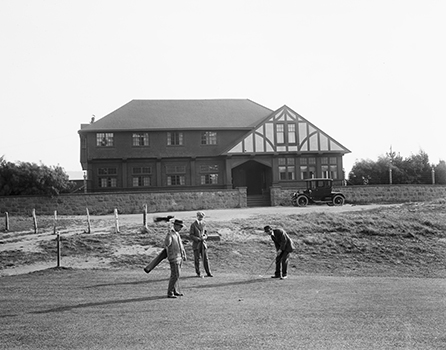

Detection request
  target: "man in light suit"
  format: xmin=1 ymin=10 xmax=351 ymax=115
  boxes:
xmin=189 ymin=211 xmax=213 ymax=277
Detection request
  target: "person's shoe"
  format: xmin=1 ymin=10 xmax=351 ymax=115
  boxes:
xmin=271 ymin=275 xmax=281 ymax=279
xmin=207 ymin=273 xmax=213 ymax=277
xmin=174 ymin=292 xmax=184 ymax=296
xmin=167 ymin=294 xmax=177 ymax=299
xmin=196 ymin=274 xmax=203 ymax=278
xmin=280 ymin=276 xmax=288 ymax=280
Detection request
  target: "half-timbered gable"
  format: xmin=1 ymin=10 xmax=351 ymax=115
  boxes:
xmin=225 ymin=105 xmax=349 ymax=155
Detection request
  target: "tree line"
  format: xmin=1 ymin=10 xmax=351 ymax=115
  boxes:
xmin=0 ymin=156 xmax=74 ymax=196
xmin=348 ymin=150 xmax=446 ymax=185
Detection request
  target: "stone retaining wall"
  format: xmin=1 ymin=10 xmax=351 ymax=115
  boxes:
xmin=0 ymin=188 xmax=247 ymax=216
xmin=271 ymin=184 xmax=446 ymax=206
xmin=1 ymin=185 xmax=445 ymax=216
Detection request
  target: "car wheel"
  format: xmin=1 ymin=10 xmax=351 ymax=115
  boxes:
xmin=297 ymin=195 xmax=309 ymax=207
xmin=291 ymin=198 xmax=298 ymax=207
xmin=332 ymin=195 xmax=345 ymax=206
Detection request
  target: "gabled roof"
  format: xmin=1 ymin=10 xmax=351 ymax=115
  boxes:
xmin=223 ymin=105 xmax=351 ymax=155
xmin=79 ymin=99 xmax=273 ymax=132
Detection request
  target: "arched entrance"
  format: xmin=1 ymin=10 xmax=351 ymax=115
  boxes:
xmin=232 ymin=160 xmax=272 ymax=206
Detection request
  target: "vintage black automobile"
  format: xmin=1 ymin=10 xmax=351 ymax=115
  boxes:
xmin=291 ymin=178 xmax=345 ymax=207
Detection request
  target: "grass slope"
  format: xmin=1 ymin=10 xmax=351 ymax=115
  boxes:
xmin=1 ymin=201 xmax=445 ymax=278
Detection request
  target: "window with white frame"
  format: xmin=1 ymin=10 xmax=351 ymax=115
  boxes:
xmin=167 ymin=175 xmax=185 ymax=186
xmin=96 ymin=133 xmax=114 ymax=147
xmin=133 ymin=176 xmax=151 ymax=187
xmin=166 ymin=164 xmax=186 ymax=186
xmin=167 ymin=132 xmax=183 ymax=146
xmin=299 ymin=158 xmax=315 ymax=179
xmin=200 ymin=164 xmax=219 ymax=185
xmin=98 ymin=167 xmax=117 ymax=187
xmin=278 ymin=158 xmax=295 ymax=180
xmin=132 ymin=133 xmax=149 ymax=146
xmin=287 ymin=123 xmax=296 ymax=143
xmin=321 ymin=157 xmax=338 ymax=179
xmin=276 ymin=124 xmax=285 ymax=143
xmin=201 ymin=131 xmax=217 ymax=145
xmin=132 ymin=166 xmax=152 ymax=187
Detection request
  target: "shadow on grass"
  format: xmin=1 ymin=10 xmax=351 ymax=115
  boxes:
xmin=26 ymin=276 xmax=267 ymax=315
xmin=29 ymin=295 xmax=167 ymax=314
xmin=84 ymin=274 xmax=267 ymax=290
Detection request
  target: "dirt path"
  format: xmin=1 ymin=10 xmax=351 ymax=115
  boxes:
xmin=124 ymin=203 xmax=397 ymax=223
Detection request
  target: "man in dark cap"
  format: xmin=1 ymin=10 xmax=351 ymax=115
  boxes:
xmin=264 ymin=225 xmax=295 ymax=279
xmin=165 ymin=219 xmax=187 ymax=298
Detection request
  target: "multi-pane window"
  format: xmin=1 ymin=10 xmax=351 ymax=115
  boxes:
xmin=132 ymin=133 xmax=149 ymax=146
xmin=96 ymin=133 xmax=114 ymax=147
xmin=321 ymin=157 xmax=338 ymax=179
xmin=287 ymin=124 xmax=296 ymax=143
xmin=98 ymin=167 xmax=117 ymax=187
xmin=200 ymin=165 xmax=219 ymax=172
xmin=133 ymin=176 xmax=151 ymax=187
xmin=98 ymin=168 xmax=117 ymax=175
xmin=201 ymin=132 xmax=217 ymax=145
xmin=166 ymin=164 xmax=186 ymax=186
xmin=166 ymin=165 xmax=186 ymax=173
xmin=133 ymin=167 xmax=151 ymax=174
xmin=167 ymin=175 xmax=185 ymax=186
xmin=300 ymin=166 xmax=316 ymax=179
xmin=167 ymin=132 xmax=183 ymax=146
xmin=99 ymin=177 xmax=117 ymax=188
xmin=276 ymin=123 xmax=296 ymax=144
xmin=201 ymin=174 xmax=218 ymax=184
xmin=132 ymin=167 xmax=152 ymax=187
xmin=299 ymin=158 xmax=315 ymax=179
xmin=278 ymin=158 xmax=295 ymax=180
xmin=276 ymin=124 xmax=285 ymax=143
xmin=200 ymin=164 xmax=219 ymax=185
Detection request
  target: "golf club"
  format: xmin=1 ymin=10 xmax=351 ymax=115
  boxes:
xmin=259 ymin=257 xmax=276 ymax=278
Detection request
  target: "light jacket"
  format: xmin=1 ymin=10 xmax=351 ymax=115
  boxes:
xmin=165 ymin=228 xmax=186 ymax=263
xmin=189 ymin=219 xmax=208 ymax=250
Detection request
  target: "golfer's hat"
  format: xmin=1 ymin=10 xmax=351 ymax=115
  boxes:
xmin=173 ymin=219 xmax=185 ymax=227
xmin=264 ymin=225 xmax=272 ymax=232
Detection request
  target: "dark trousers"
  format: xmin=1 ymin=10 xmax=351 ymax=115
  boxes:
xmin=167 ymin=262 xmax=181 ymax=296
xmin=274 ymin=251 xmax=290 ymax=277
xmin=193 ymin=245 xmax=211 ymax=276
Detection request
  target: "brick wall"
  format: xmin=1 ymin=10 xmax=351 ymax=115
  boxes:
xmin=0 ymin=188 xmax=247 ymax=216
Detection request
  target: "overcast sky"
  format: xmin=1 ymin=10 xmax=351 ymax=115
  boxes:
xmin=1 ymin=0 xmax=444 ymax=179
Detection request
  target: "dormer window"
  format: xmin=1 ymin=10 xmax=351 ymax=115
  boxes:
xmin=96 ymin=133 xmax=114 ymax=147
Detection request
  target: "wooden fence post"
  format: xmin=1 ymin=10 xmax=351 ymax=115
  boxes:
xmin=86 ymin=208 xmax=91 ymax=234
xmin=5 ymin=212 xmax=9 ymax=232
xmin=114 ymin=208 xmax=120 ymax=233
xmin=53 ymin=210 xmax=58 ymax=235
xmin=56 ymin=232 xmax=61 ymax=267
xmin=53 ymin=210 xmax=61 ymax=267
xmin=143 ymin=204 xmax=148 ymax=232
xmin=32 ymin=209 xmax=38 ymax=234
